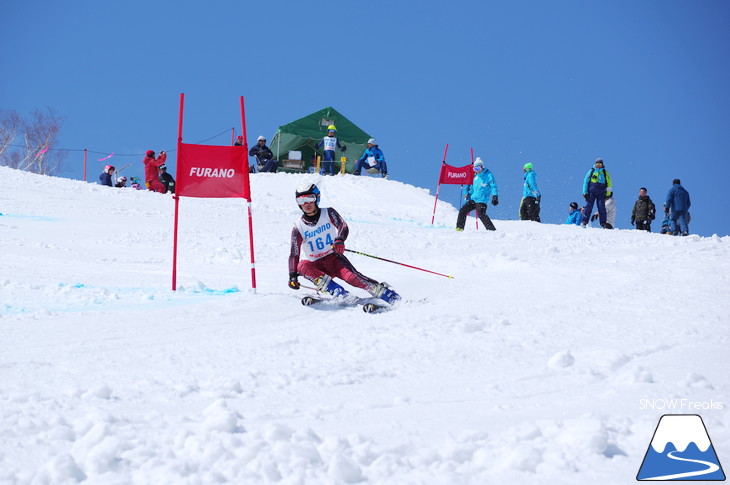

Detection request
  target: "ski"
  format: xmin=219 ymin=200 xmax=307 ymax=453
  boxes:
xmin=362 ymin=303 xmax=390 ymax=313
xmin=301 ymin=294 xmax=393 ymax=312
xmin=301 ymin=295 xmax=323 ymax=306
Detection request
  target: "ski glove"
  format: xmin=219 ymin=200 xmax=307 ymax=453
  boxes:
xmin=332 ymin=238 xmax=345 ymax=254
xmin=288 ymin=273 xmax=300 ymax=290
xmin=630 ymin=218 xmax=635 ymax=226
xmin=605 ymin=192 xmax=613 ymax=199
xmin=491 ymin=195 xmax=499 ymax=206
xmin=583 ymin=193 xmax=589 ymax=201
xmin=535 ymin=196 xmax=541 ymax=204
xmin=590 ymin=213 xmax=599 ymax=222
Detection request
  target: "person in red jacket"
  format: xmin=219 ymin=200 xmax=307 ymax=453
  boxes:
xmin=143 ymin=150 xmax=167 ymax=193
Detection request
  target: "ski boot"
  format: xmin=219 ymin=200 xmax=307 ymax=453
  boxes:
xmin=372 ymin=282 xmax=401 ymax=304
xmin=314 ymin=275 xmax=348 ymax=298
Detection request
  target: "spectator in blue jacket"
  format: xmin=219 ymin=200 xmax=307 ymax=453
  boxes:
xmin=565 ymin=202 xmax=582 ymax=225
xmin=665 ymin=178 xmax=691 ymax=236
xmin=581 ymin=158 xmax=613 ymax=227
xmin=354 ymin=138 xmax=388 ymax=177
xmin=519 ymin=162 xmax=541 ymax=222
xmin=99 ymin=165 xmax=115 ymax=186
xmin=455 ymin=157 xmax=498 ymax=231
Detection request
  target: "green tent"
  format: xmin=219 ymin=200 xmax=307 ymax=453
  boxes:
xmin=269 ymin=107 xmax=372 ymax=173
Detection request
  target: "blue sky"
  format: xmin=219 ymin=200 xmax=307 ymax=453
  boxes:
xmin=2 ymin=0 xmax=729 ymax=236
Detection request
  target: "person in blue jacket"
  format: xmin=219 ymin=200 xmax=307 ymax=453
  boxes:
xmin=353 ymin=138 xmax=388 ymax=178
xmin=98 ymin=165 xmax=115 ymax=186
xmin=581 ymin=158 xmax=613 ymax=227
xmin=519 ymin=162 xmax=541 ymax=222
xmin=565 ymin=202 xmax=582 ymax=225
xmin=455 ymin=157 xmax=498 ymax=231
xmin=316 ymin=125 xmax=346 ymax=175
xmin=665 ymin=178 xmax=691 ymax=236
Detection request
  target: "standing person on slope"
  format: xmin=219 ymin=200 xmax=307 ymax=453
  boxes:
xmin=316 ymin=125 xmax=346 ymax=175
xmin=581 ymin=157 xmax=612 ymax=227
xmin=143 ymin=150 xmax=167 ymax=193
xmin=631 ymin=187 xmax=656 ymax=232
xmin=455 ymin=157 xmax=498 ymax=231
xmin=519 ymin=162 xmax=541 ymax=222
xmin=665 ymin=178 xmax=691 ymax=236
xmin=287 ymin=183 xmax=401 ymax=304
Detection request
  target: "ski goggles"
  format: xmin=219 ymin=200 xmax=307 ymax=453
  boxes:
xmin=296 ymin=194 xmax=317 ymax=205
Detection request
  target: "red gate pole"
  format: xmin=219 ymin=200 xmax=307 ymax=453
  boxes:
xmin=240 ymin=96 xmax=257 ymax=292
xmin=430 ymin=144 xmax=449 ymax=225
xmin=470 ymin=147 xmax=478 ymax=229
xmin=83 ymin=149 xmax=87 ymax=181
xmin=172 ymin=93 xmax=185 ymax=291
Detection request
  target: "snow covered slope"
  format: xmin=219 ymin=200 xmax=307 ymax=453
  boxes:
xmin=1 ymin=166 xmax=728 ymax=484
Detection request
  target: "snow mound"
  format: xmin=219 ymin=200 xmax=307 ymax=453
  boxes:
xmin=1 ymin=167 xmax=728 ymax=483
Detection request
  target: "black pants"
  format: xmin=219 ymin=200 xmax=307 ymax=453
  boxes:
xmin=456 ymin=200 xmax=496 ymax=231
xmin=636 ymin=220 xmax=651 ymax=232
xmin=520 ymin=196 xmax=541 ymax=222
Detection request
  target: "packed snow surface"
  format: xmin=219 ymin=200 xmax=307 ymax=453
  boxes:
xmin=1 ymin=166 xmax=728 ymax=484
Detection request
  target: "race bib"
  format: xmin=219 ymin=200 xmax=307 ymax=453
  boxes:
xmin=295 ymin=208 xmax=338 ymax=261
xmin=323 ymin=137 xmax=337 ymax=151
xmin=367 ymin=156 xmax=377 ymax=167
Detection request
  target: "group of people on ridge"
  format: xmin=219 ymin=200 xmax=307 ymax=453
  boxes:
xmin=244 ymin=126 xmax=389 ymax=178
xmin=98 ymin=150 xmax=175 ymax=194
xmin=453 ymin=156 xmax=691 ymax=235
xmin=455 ymin=158 xmax=540 ymax=232
xmin=563 ymin=158 xmax=691 ymax=235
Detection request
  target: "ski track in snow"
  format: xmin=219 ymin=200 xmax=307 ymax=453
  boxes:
xmin=1 ymin=167 xmax=729 ymax=484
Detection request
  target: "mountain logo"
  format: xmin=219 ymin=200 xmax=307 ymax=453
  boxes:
xmin=637 ymin=414 xmax=726 ymax=481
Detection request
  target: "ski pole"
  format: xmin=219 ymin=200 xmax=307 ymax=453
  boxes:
xmin=345 ymin=248 xmax=454 ymax=279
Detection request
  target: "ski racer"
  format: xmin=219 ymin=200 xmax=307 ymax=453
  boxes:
xmin=455 ymin=157 xmax=498 ymax=231
xmin=287 ymin=183 xmax=400 ymax=304
xmin=316 ymin=125 xmax=346 ymax=175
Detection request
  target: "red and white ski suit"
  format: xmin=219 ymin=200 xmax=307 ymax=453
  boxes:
xmin=288 ymin=207 xmax=378 ymax=293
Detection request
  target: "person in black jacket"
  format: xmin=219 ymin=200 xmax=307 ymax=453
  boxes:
xmin=158 ymin=165 xmax=175 ymax=194
xmin=248 ymin=136 xmax=278 ymax=173
xmin=631 ymin=187 xmax=656 ymax=231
